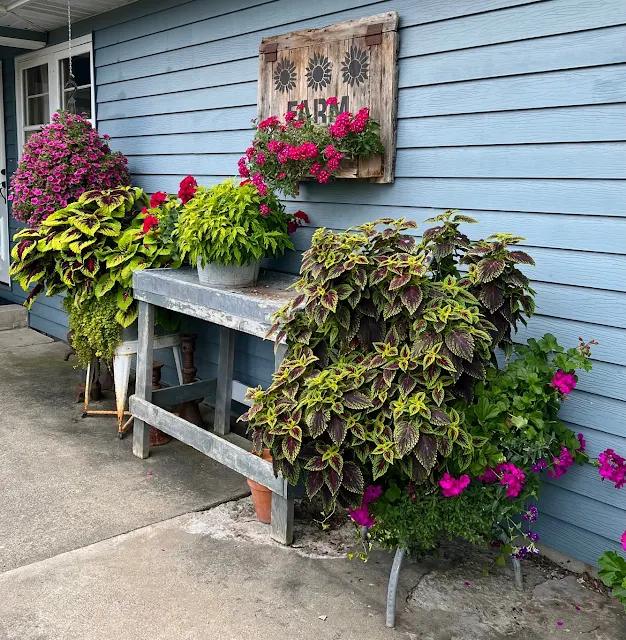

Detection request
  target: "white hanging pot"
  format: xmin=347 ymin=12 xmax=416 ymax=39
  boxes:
xmin=196 ymin=258 xmax=260 ymax=288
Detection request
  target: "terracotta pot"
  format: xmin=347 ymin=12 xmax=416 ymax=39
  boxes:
xmin=247 ymin=448 xmax=273 ymax=524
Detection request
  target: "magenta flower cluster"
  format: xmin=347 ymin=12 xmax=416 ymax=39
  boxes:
xmin=439 ymin=473 xmax=470 ymax=497
xmin=550 ymin=369 xmax=577 ymax=394
xmin=348 ymin=484 xmax=382 ymax=529
xmin=546 ymin=446 xmax=574 ymax=479
xmin=598 ymin=449 xmax=626 ymax=489
xmin=479 ymin=462 xmax=526 ymax=498
xmin=9 ymin=112 xmax=130 ymax=228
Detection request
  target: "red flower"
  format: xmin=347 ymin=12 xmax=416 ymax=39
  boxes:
xmin=142 ymin=215 xmax=159 ymax=233
xmin=178 ymin=175 xmax=198 ymax=204
xmin=296 ymin=103 xmax=306 ymax=111
xmin=294 ymin=210 xmax=309 ymax=223
xmin=149 ymin=191 xmax=167 ymax=208
xmin=258 ymin=116 xmax=280 ymax=130
xmin=284 ymin=111 xmax=296 ymax=122
xmin=260 ymin=204 xmax=270 ymax=216
xmin=287 ymin=221 xmax=298 ymax=234
xmin=293 ymin=120 xmax=305 ymax=129
xmin=326 ymin=96 xmax=338 ymax=106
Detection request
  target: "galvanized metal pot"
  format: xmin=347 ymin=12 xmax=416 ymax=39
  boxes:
xmin=197 ymin=259 xmax=260 ymax=288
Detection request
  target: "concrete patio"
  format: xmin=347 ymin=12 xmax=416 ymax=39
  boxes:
xmin=0 ymin=326 xmax=624 ymax=640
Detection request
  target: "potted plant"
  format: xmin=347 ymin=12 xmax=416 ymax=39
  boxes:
xmin=174 ymin=178 xmax=302 ymax=288
xmin=9 ymin=111 xmax=130 ymax=229
xmin=238 ymin=99 xmax=385 ymax=198
xmin=10 ymin=186 xmax=181 ymax=367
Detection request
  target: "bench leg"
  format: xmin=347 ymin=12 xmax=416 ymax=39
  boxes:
xmin=214 ymin=326 xmax=235 ymax=436
xmin=270 ymin=493 xmax=294 ymax=545
xmin=386 ymin=547 xmax=406 ymax=628
xmin=132 ymin=301 xmax=154 ymax=459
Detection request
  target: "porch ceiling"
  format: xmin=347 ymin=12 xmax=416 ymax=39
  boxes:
xmin=0 ymin=0 xmax=138 ymax=32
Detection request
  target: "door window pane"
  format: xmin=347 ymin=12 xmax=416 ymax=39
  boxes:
xmin=25 ymin=64 xmax=48 ymax=95
xmin=26 ymin=95 xmax=49 ymax=126
xmin=23 ymin=64 xmax=49 ymax=126
xmin=63 ymin=86 xmax=91 ymax=118
xmin=61 ymin=52 xmax=91 ymax=87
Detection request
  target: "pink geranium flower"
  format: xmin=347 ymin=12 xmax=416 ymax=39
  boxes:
xmin=439 ymin=473 xmax=470 ymax=498
xmin=550 ymin=369 xmax=577 ymax=394
xmin=621 ymin=530 xmax=626 ymax=551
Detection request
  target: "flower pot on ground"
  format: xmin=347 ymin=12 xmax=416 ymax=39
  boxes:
xmin=247 ymin=448 xmax=273 ymax=524
xmin=174 ymin=178 xmax=301 ymax=289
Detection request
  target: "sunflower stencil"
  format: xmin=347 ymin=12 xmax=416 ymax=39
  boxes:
xmin=306 ymin=53 xmax=332 ymax=91
xmin=274 ymin=58 xmax=297 ymax=93
xmin=341 ymin=46 xmax=369 ymax=87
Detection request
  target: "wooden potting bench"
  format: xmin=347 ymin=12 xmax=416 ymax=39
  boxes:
xmin=128 ymin=267 xmax=298 ymax=544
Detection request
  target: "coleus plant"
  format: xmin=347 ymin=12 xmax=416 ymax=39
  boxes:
xmin=10 ymin=186 xmax=180 ymax=328
xmin=422 ymin=210 xmax=536 ymax=358
xmin=240 ymin=218 xmax=533 ymax=512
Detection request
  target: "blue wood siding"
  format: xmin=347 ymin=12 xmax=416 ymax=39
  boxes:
xmin=90 ymin=0 xmax=626 ymax=566
xmin=1 ymin=0 xmax=623 ymax=566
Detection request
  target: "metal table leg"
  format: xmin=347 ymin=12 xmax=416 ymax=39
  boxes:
xmin=386 ymin=547 xmax=406 ymax=628
xmin=132 ymin=301 xmax=154 ymax=459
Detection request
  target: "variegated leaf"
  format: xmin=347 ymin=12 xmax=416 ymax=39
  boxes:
xmin=476 ymin=258 xmax=506 ymax=283
xmin=394 ymin=420 xmax=420 ymax=457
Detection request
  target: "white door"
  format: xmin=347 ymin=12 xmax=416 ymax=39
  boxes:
xmin=0 ymin=60 xmax=8 ymax=286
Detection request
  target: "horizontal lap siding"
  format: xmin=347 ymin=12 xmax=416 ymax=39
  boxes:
xmin=92 ymin=0 xmax=626 ymax=565
xmin=1 ymin=61 xmax=69 ymax=340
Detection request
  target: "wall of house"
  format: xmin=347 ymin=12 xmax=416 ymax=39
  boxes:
xmin=2 ymin=0 xmax=625 ymax=566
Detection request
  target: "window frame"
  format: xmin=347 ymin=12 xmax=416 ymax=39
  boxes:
xmin=15 ymin=35 xmax=95 ymax=155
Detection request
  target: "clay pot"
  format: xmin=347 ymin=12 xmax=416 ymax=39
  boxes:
xmin=247 ymin=448 xmax=273 ymax=524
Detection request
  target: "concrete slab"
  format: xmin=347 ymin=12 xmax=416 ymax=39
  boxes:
xmin=0 ymin=304 xmax=27 ymax=331
xmin=0 ymin=332 xmax=249 ymax=573
xmin=0 ymin=498 xmax=624 ymax=640
xmin=0 ymin=326 xmax=52 ymax=350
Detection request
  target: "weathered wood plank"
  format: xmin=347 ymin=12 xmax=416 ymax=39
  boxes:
xmin=132 ymin=301 xmax=155 ymax=460
xmin=270 ymin=494 xmax=295 ymax=545
xmin=215 ymin=326 xmax=236 ymax=436
xmin=151 ymin=378 xmax=217 ymax=408
xmin=129 ymin=395 xmax=287 ymax=495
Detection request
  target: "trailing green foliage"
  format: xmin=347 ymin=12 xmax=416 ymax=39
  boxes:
xmin=174 ymin=179 xmax=293 ymax=267
xmin=63 ymin=292 xmax=121 ymax=367
xmin=464 ymin=335 xmax=592 ymax=477
xmin=367 ymin=472 xmax=539 ymax=557
xmin=241 ymin=217 xmax=535 ymax=512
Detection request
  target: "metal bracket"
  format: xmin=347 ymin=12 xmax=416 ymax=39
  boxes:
xmin=260 ymin=42 xmax=278 ymax=62
xmin=365 ymin=23 xmax=383 ymax=46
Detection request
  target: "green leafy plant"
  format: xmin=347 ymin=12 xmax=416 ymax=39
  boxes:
xmin=422 ymin=210 xmax=536 ymax=359
xmin=598 ymin=551 xmax=626 ymax=611
xmin=241 ymin=218 xmax=515 ymax=512
xmin=10 ymin=186 xmax=181 ymax=366
xmin=174 ymin=179 xmax=294 ymax=267
xmin=63 ymin=291 xmax=121 ymax=366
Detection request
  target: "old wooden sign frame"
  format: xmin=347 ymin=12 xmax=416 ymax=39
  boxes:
xmin=258 ymin=12 xmax=399 ymax=184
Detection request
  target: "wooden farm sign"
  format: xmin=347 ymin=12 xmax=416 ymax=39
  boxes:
xmin=258 ymin=12 xmax=399 ymax=183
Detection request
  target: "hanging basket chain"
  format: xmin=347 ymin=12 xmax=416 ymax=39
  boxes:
xmin=64 ymin=0 xmax=77 ymax=114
